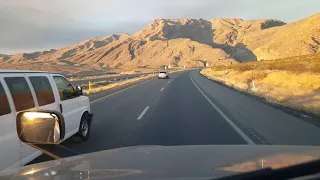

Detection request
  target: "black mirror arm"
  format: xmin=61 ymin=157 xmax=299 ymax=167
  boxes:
xmin=28 ymin=143 xmax=81 ymax=159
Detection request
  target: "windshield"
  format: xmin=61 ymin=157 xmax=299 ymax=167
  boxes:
xmin=0 ymin=0 xmax=320 ymax=179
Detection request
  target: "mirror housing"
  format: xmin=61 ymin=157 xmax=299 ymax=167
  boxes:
xmin=75 ymin=85 xmax=83 ymax=96
xmin=16 ymin=111 xmax=65 ymax=144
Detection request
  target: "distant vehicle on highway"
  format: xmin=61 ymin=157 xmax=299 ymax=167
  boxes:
xmin=0 ymin=70 xmax=92 ymax=171
xmin=158 ymin=71 xmax=169 ymax=79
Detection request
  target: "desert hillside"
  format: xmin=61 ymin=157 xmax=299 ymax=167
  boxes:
xmin=1 ymin=12 xmax=320 ymax=73
xmin=201 ymin=53 xmax=320 ymax=116
xmin=244 ymin=13 xmax=320 ymax=60
xmin=0 ymin=53 xmax=10 ymax=60
xmin=210 ymin=18 xmax=286 ymax=61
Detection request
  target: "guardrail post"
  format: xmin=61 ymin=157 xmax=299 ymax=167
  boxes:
xmin=252 ymin=80 xmax=256 ymax=91
xmin=88 ymin=81 xmax=92 ymax=91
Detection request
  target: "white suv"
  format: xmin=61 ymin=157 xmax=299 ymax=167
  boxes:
xmin=0 ymin=70 xmax=92 ymax=170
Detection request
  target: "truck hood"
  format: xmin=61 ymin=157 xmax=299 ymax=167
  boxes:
xmin=2 ymin=145 xmax=320 ymax=180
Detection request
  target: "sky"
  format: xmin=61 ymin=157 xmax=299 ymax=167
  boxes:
xmin=1 ymin=0 xmax=320 ymax=54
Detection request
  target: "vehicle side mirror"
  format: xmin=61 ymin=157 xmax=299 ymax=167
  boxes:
xmin=16 ymin=111 xmax=65 ymax=144
xmin=75 ymin=85 xmax=83 ymax=96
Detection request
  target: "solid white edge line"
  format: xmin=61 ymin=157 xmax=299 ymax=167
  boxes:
xmin=161 ymin=87 xmax=164 ymax=91
xmin=137 ymin=106 xmax=150 ymax=120
xmin=168 ymin=80 xmax=171 ymax=83
xmin=189 ymin=72 xmax=256 ymax=145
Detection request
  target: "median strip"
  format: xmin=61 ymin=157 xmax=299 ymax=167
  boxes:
xmin=84 ymin=74 xmax=155 ymax=95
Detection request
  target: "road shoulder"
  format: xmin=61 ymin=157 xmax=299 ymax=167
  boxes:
xmin=190 ymin=70 xmax=320 ymax=146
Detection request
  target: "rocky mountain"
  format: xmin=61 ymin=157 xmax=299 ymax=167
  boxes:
xmin=210 ymin=18 xmax=286 ymax=61
xmin=134 ymin=19 xmax=214 ymax=46
xmin=247 ymin=13 xmax=320 ymax=60
xmin=0 ymin=19 xmax=236 ymax=72
xmin=1 ymin=12 xmax=320 ymax=73
xmin=209 ymin=13 xmax=320 ymax=60
xmin=0 ymin=54 xmax=10 ymax=62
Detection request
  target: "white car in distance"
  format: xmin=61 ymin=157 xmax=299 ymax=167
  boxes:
xmin=158 ymin=72 xmax=169 ymax=79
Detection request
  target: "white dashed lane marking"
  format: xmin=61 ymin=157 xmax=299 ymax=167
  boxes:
xmin=137 ymin=106 xmax=150 ymax=120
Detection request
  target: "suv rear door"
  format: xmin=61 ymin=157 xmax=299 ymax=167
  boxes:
xmin=0 ymin=78 xmax=20 ymax=170
xmin=3 ymin=74 xmax=38 ymax=167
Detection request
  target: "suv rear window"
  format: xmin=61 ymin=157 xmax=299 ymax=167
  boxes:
xmin=0 ymin=82 xmax=11 ymax=116
xmin=5 ymin=77 xmax=35 ymax=112
xmin=29 ymin=76 xmax=55 ymax=106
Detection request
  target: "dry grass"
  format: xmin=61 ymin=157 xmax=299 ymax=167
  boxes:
xmin=201 ymin=53 xmax=320 ymax=116
xmin=120 ymin=71 xmax=141 ymax=75
xmin=210 ymin=54 xmax=320 ymax=73
xmin=83 ymin=74 xmax=155 ymax=95
xmin=69 ymin=74 xmax=118 ymax=81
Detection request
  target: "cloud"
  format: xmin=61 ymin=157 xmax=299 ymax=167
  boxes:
xmin=2 ymin=0 xmax=320 ymax=22
xmin=0 ymin=5 xmax=147 ymax=54
xmin=0 ymin=0 xmax=113 ymax=20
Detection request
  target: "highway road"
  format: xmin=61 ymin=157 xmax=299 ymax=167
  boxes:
xmin=30 ymin=70 xmax=320 ymax=163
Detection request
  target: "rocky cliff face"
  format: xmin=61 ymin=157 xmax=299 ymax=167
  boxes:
xmin=250 ymin=13 xmax=320 ymax=60
xmin=134 ymin=19 xmax=214 ymax=46
xmin=210 ymin=18 xmax=286 ymax=61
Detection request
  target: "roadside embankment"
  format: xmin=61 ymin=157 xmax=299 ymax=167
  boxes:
xmin=201 ymin=54 xmax=320 ymax=116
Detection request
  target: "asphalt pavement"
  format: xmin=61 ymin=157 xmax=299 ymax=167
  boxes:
xmin=30 ymin=70 xmax=320 ymax=164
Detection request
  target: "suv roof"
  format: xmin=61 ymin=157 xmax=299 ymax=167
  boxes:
xmin=0 ymin=69 xmax=58 ymax=74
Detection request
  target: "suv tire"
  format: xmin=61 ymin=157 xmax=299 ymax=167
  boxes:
xmin=74 ymin=113 xmax=91 ymax=142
